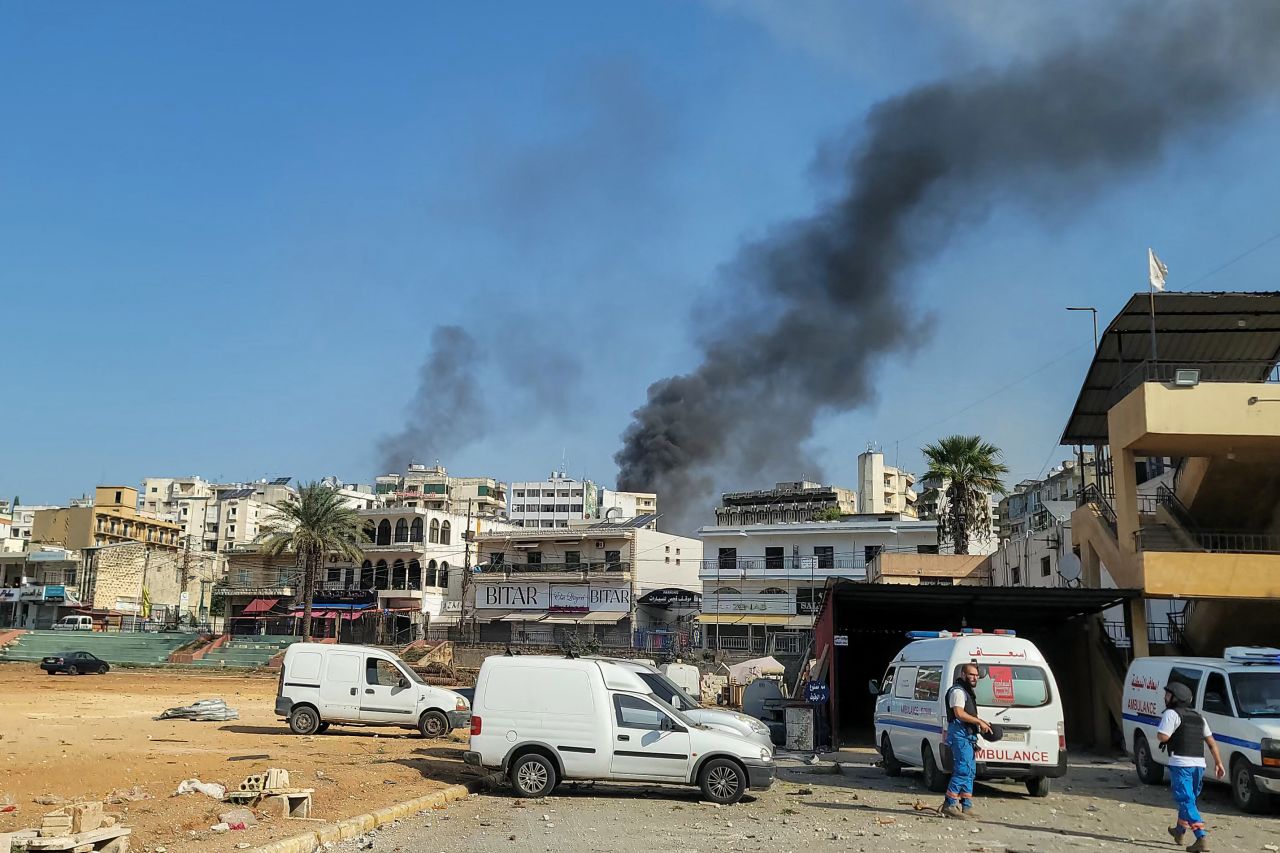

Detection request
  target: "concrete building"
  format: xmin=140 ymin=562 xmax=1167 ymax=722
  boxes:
xmin=598 ymin=489 xmax=658 ymax=528
xmin=468 ymin=521 xmax=703 ymax=651
xmin=80 ymin=540 xmax=217 ymax=623
xmin=857 ymin=449 xmax=918 ymax=517
xmin=33 ymin=487 xmax=183 ymax=552
xmin=318 ymin=476 xmax=382 ymax=511
xmin=989 ymin=456 xmax=1097 ymax=587
xmin=509 ymin=473 xmax=598 ymax=528
xmin=714 ymin=481 xmax=857 ymax=526
xmin=0 ymin=546 xmax=83 ymax=628
xmin=7 ymin=504 xmax=57 ymax=546
xmin=697 ymin=515 xmax=938 ymax=655
xmin=374 ymin=464 xmax=507 ymax=518
xmin=1060 ymin=291 xmax=1280 ymax=742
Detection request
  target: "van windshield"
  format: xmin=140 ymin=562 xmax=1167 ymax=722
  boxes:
xmin=955 ymin=664 xmax=1052 ymax=708
xmin=396 ymin=661 xmax=426 ymax=685
xmin=639 ymin=672 xmax=701 ymax=712
xmin=1231 ymin=671 xmax=1280 ymax=717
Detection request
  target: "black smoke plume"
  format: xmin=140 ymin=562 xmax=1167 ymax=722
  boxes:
xmin=378 ymin=325 xmax=485 ymax=474
xmin=616 ymin=2 xmax=1280 ymax=531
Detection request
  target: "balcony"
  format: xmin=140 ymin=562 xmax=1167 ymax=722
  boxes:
xmin=699 ymin=556 xmax=866 ymax=581
xmin=478 ymin=561 xmax=632 ymax=578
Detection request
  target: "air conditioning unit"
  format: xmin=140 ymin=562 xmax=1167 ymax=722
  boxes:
xmin=595 ymin=540 xmax=605 ymax=548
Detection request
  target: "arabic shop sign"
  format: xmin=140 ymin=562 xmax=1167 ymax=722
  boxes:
xmin=703 ymin=593 xmax=794 ymax=616
xmin=637 ymin=588 xmax=701 ymax=608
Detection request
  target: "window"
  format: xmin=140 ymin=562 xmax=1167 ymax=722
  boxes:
xmin=115 ymin=490 xmax=122 ymax=503
xmin=880 ymin=667 xmax=897 ymax=696
xmin=63 ymin=569 xmax=77 ymax=586
xmin=1169 ymin=666 xmax=1204 ymax=699
xmin=613 ymin=694 xmax=672 ymax=731
xmin=558 ymin=490 xmax=570 ymax=498
xmin=429 ymin=518 xmax=440 ymax=543
xmin=665 ymin=557 xmax=670 ymax=563
xmin=377 ymin=519 xmax=392 ymax=546
xmin=366 ymin=658 xmax=404 ymax=687
xmin=1202 ymin=672 xmax=1234 ymax=717
xmin=814 ymin=546 xmax=834 ymax=570
xmin=765 ymin=547 xmax=784 ymax=571
xmin=1041 ymin=556 xmax=1052 ymax=578
xmin=150 ymin=487 xmax=158 ymax=493
xmin=914 ymin=666 xmax=943 ymax=701
xmin=327 ymin=566 xmax=342 ymax=583
xmin=917 ymin=544 xmax=940 ymax=555
xmin=541 ymin=520 xmax=555 ymax=528
xmin=438 ymin=562 xmax=449 ymax=588
xmin=1229 ymin=671 xmax=1280 ymax=718
xmin=718 ymin=548 xmax=737 ymax=572
xmin=394 ymin=518 xmax=408 ymax=542
xmin=489 ymin=552 xmax=505 ymax=567
xmin=527 ymin=551 xmax=542 ymax=565
xmin=893 ymin=666 xmax=918 ymax=699
xmin=543 ymin=490 xmax=556 ymax=498
xmin=229 ymin=506 xmax=237 ymax=517
xmin=237 ymin=569 xmax=250 ymax=585
xmin=514 ymin=490 xmax=525 ymax=498
xmin=565 ymin=551 xmax=581 ymax=568
xmin=864 ymin=545 xmax=882 ymax=564
xmin=570 ymin=504 xmax=583 ymax=513
xmin=440 ymin=520 xmax=451 ymax=545
xmin=605 ymin=550 xmax=621 ymax=570
xmin=1010 ymin=566 xmax=1021 ymax=586
xmin=411 ymin=518 xmax=423 ymax=542
xmin=956 ymin=664 xmax=1051 ymax=708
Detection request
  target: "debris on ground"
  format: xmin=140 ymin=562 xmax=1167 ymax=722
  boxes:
xmin=219 ymin=807 xmax=257 ymax=828
xmin=104 ymin=786 xmax=151 ymax=804
xmin=154 ymin=698 xmax=240 ymax=721
xmin=174 ymin=779 xmax=227 ymax=799
xmin=33 ymin=794 xmax=67 ymax=806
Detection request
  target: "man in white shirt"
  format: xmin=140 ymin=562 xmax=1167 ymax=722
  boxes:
xmin=1156 ymin=682 xmax=1224 ymax=852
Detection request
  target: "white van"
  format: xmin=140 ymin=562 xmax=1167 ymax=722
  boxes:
xmin=603 ymin=658 xmax=773 ymax=752
xmin=53 ymin=615 xmax=93 ymax=632
xmin=275 ymin=643 xmax=470 ymax=738
xmin=872 ymin=630 xmax=1067 ymax=797
xmin=463 ymin=655 xmax=775 ymax=804
xmin=1122 ymin=648 xmax=1280 ymax=813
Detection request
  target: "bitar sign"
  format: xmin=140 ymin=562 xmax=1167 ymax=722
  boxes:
xmin=478 ymin=582 xmax=631 ymax=612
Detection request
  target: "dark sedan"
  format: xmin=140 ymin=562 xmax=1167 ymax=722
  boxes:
xmin=40 ymin=651 xmax=110 ymax=675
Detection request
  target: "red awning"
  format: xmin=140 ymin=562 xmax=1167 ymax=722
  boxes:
xmin=242 ymin=598 xmax=280 ymax=614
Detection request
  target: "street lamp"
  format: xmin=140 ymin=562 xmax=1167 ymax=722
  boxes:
xmin=1066 ymin=306 xmax=1099 ymax=350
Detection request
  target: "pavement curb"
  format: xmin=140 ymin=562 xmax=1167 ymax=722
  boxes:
xmin=250 ymin=771 xmax=505 ymax=853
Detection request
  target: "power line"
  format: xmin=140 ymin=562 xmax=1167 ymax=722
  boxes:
xmin=1181 ymin=225 xmax=1280 ymax=290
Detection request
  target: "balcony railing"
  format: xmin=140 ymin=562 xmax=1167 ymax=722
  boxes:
xmin=478 ymin=561 xmax=631 ymax=575
xmin=701 ymin=556 xmax=866 ymax=575
xmin=1105 ymin=358 xmax=1280 ymax=412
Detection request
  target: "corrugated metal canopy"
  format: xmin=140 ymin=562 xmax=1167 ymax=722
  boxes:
xmin=1060 ymin=291 xmax=1280 ymax=445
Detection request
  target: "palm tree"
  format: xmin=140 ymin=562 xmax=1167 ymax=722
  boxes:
xmin=258 ymin=482 xmax=365 ymax=641
xmin=921 ymin=435 xmax=1009 ymax=555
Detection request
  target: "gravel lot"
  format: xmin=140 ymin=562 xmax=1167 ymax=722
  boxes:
xmin=332 ymin=748 xmax=1278 ymax=853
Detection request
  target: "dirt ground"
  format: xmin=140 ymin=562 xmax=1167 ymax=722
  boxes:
xmin=342 ymin=749 xmax=1280 ymax=853
xmin=0 ymin=663 xmax=479 ymax=853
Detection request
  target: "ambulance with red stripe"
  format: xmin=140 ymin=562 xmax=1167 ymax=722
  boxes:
xmin=871 ymin=630 xmax=1067 ymax=797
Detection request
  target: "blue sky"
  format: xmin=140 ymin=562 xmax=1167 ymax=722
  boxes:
xmin=4 ymin=1 xmax=1280 ymax=513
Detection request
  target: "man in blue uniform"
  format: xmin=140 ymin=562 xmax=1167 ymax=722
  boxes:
xmin=941 ymin=663 xmax=993 ymax=819
xmin=1157 ymin=682 xmax=1224 ymax=852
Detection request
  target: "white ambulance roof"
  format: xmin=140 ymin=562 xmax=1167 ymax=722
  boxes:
xmin=892 ymin=635 xmax=1046 ymax=664
xmin=1134 ymin=656 xmax=1280 ymax=675
xmin=482 ymin=654 xmax=651 ymax=693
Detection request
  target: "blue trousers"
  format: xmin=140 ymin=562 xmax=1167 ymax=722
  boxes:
xmin=1170 ymin=765 xmax=1207 ymax=837
xmin=944 ymin=721 xmax=977 ymax=809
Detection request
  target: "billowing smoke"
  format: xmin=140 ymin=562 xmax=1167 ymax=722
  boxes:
xmin=378 ymin=326 xmax=485 ymax=473
xmin=616 ymin=2 xmax=1280 ymax=531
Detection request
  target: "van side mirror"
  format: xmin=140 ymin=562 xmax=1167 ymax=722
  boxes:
xmin=398 ymin=678 xmax=410 ymax=689
xmin=660 ymin=715 xmax=675 ymax=731
xmin=868 ymin=679 xmax=880 ymax=696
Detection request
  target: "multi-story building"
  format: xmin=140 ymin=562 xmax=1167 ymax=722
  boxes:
xmin=32 ymin=487 xmax=183 ymax=552
xmin=857 ymin=449 xmax=918 ymax=517
xmin=7 ymin=504 xmax=58 ymax=546
xmin=714 ymin=481 xmax=857 ymax=526
xmin=988 ymin=456 xmax=1098 ymax=587
xmin=80 ymin=540 xmax=217 ymax=623
xmin=468 ymin=521 xmax=702 ymax=650
xmin=698 ymin=514 xmax=938 ymax=655
xmin=374 ymin=464 xmax=507 ymax=517
xmin=318 ymin=476 xmax=382 ymax=511
xmin=597 ymin=489 xmax=658 ymax=528
xmin=509 ymin=473 xmax=598 ymax=528
xmin=0 ymin=546 xmax=83 ymax=627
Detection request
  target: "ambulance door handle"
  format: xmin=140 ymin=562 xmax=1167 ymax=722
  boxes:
xmin=350 ymin=688 xmax=357 ymax=696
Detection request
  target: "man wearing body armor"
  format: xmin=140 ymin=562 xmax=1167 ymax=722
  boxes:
xmin=1157 ymin=682 xmax=1225 ymax=852
xmin=941 ymin=662 xmax=993 ymax=819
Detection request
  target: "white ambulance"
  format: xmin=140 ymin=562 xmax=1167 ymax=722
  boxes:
xmin=872 ymin=630 xmax=1067 ymax=797
xmin=1121 ymin=647 xmax=1280 ymax=813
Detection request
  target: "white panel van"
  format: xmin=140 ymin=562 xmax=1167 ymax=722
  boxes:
xmin=275 ymin=643 xmax=469 ymax=738
xmin=872 ymin=631 xmax=1067 ymax=797
xmin=1122 ymin=649 xmax=1280 ymax=813
xmin=464 ymin=655 xmax=774 ymax=804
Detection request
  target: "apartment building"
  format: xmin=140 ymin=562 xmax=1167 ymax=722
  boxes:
xmin=468 ymin=521 xmax=702 ymax=649
xmin=598 ymin=489 xmax=658 ymax=528
xmin=6 ymin=504 xmax=58 ymax=546
xmin=374 ymin=464 xmax=507 ymax=517
xmin=857 ymin=449 xmax=918 ymax=517
xmin=698 ymin=515 xmax=938 ymax=654
xmin=715 ymin=481 xmax=857 ymax=526
xmin=509 ymin=473 xmax=598 ymax=528
xmin=33 ymin=487 xmax=183 ymax=552
xmin=987 ymin=456 xmax=1098 ymax=587
xmin=0 ymin=546 xmax=83 ymax=628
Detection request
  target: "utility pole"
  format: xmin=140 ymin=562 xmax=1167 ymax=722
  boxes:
xmin=462 ymin=498 xmax=473 ymax=638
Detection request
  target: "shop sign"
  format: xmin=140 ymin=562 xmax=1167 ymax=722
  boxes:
xmin=0 ymin=588 xmax=18 ymax=603
xmin=477 ymin=582 xmax=631 ymax=612
xmin=43 ymin=585 xmax=67 ymax=602
xmin=19 ymin=585 xmax=47 ymax=602
xmin=703 ymin=593 xmax=794 ymax=615
xmin=638 ymin=588 xmax=701 ymax=608
xmin=549 ymin=585 xmax=590 ymax=613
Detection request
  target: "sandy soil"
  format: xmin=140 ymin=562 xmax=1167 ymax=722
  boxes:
xmin=0 ymin=663 xmax=479 ymax=853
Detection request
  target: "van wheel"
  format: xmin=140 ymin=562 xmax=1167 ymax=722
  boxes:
xmin=1133 ymin=733 xmax=1164 ymax=785
xmin=1025 ymin=776 xmax=1051 ymax=797
xmin=921 ymin=743 xmax=948 ymax=793
xmin=699 ymin=758 xmax=747 ymax=805
xmin=1231 ymin=756 xmax=1272 ymax=814
xmin=288 ymin=705 xmax=321 ymax=735
xmin=510 ymin=753 xmax=557 ymax=798
xmin=880 ymin=734 xmax=902 ymax=777
xmin=418 ymin=710 xmax=449 ymax=739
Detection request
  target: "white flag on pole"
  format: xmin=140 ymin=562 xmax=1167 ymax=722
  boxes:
xmin=1148 ymin=248 xmax=1168 ymax=292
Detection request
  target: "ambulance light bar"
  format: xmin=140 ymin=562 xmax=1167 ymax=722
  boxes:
xmin=1224 ymin=646 xmax=1280 ymax=665
xmin=906 ymin=629 xmax=1016 ymax=640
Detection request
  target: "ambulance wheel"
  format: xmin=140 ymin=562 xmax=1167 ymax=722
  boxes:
xmin=1133 ymin=733 xmax=1164 ymax=785
xmin=1025 ymin=776 xmax=1051 ymax=797
xmin=880 ymin=734 xmax=902 ymax=777
xmin=1231 ymin=756 xmax=1272 ymax=814
xmin=921 ymin=743 xmax=947 ymax=793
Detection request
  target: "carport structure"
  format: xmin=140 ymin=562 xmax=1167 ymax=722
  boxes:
xmin=814 ymin=581 xmax=1138 ymax=749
